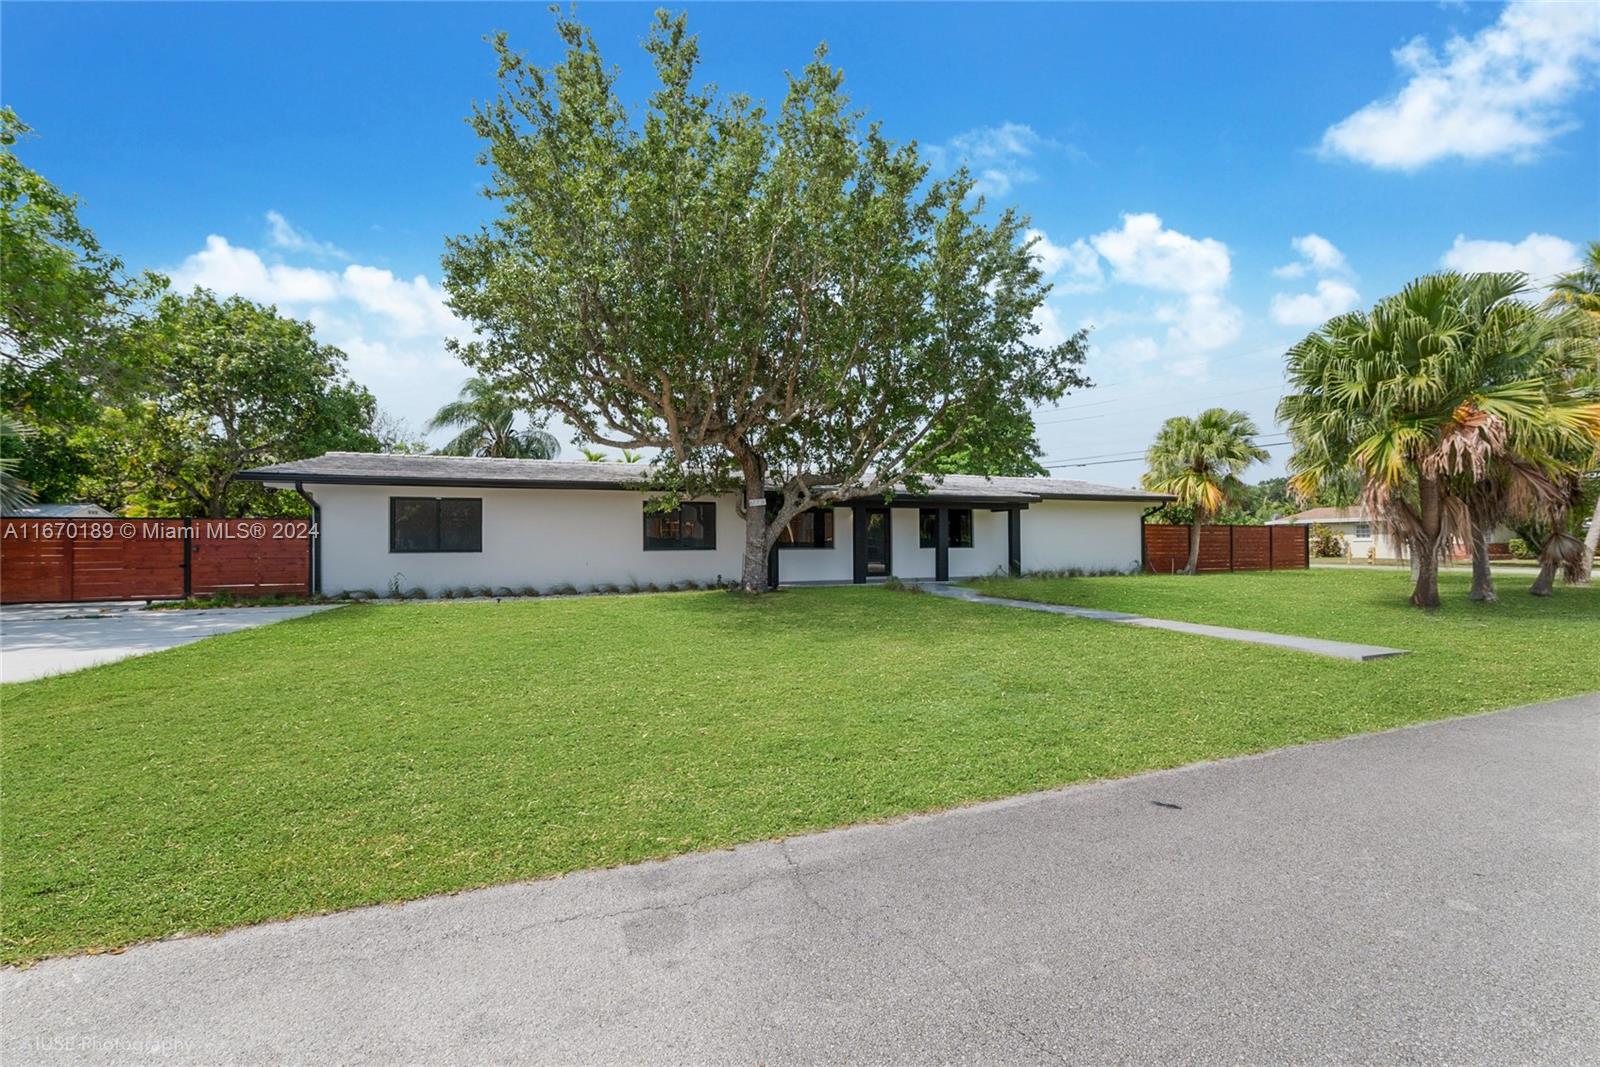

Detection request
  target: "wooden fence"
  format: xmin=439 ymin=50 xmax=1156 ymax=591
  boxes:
xmin=0 ymin=518 xmax=312 ymax=604
xmin=1142 ymin=523 xmax=1308 ymax=574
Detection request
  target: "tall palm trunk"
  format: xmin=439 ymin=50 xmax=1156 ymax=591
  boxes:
xmin=1579 ymin=493 xmax=1600 ymax=586
xmin=1409 ymin=473 xmax=1443 ymax=609
xmin=1530 ymin=528 xmax=1581 ymax=597
xmin=1184 ymin=518 xmax=1202 ymax=575
xmin=1468 ymin=517 xmax=1497 ymax=602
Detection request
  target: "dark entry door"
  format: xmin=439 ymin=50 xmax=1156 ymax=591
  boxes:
xmin=864 ymin=508 xmax=891 ymax=576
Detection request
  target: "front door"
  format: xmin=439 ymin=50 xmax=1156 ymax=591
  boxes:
xmin=865 ymin=508 xmax=891 ymax=576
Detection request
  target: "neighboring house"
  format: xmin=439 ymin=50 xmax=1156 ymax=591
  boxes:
xmin=1269 ymin=506 xmax=1514 ymax=561
xmin=0 ymin=503 xmax=115 ymax=518
xmin=238 ymin=453 xmax=1170 ymax=595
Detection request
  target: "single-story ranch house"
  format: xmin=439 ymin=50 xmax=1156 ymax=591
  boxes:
xmin=239 ymin=453 xmax=1171 ymax=595
xmin=1269 ymin=506 xmax=1514 ymax=562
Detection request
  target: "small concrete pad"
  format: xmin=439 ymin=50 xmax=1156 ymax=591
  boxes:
xmin=928 ymin=584 xmax=1407 ymax=661
xmin=0 ymin=602 xmax=341 ymax=683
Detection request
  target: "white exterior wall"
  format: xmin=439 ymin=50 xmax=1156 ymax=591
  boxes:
xmin=772 ymin=511 xmax=854 ymax=583
xmin=310 ymin=484 xmax=748 ymax=595
xmin=1020 ymin=500 xmax=1147 ymax=574
xmin=307 ymin=484 xmax=1152 ymax=593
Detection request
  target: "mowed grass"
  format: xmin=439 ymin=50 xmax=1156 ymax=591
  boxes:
xmin=4 ymin=573 xmax=1597 ymax=964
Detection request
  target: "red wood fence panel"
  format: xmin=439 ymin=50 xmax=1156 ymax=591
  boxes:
xmin=0 ymin=518 xmax=310 ymax=604
xmin=1142 ymin=523 xmax=1308 ymax=574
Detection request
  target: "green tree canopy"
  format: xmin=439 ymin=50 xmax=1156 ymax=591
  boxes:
xmin=441 ymin=12 xmax=1088 ymax=590
xmin=83 ymin=289 xmax=379 ymax=517
xmin=1140 ymin=408 xmax=1269 ymax=574
xmin=1 ymin=107 xmax=165 ymax=504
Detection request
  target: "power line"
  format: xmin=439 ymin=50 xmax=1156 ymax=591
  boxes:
xmin=1044 ymin=437 xmax=1293 ymax=469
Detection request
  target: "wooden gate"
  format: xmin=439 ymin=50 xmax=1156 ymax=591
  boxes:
xmin=0 ymin=518 xmax=311 ymax=604
xmin=1142 ymin=523 xmax=1308 ymax=574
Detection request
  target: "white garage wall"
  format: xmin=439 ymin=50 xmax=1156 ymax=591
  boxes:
xmin=1020 ymin=500 xmax=1147 ymax=574
xmin=310 ymin=484 xmax=748 ymax=595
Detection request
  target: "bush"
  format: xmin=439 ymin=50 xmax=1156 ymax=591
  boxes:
xmin=1309 ymin=523 xmax=1347 ymax=558
xmin=882 ymin=576 xmax=925 ymax=593
xmin=1507 ymin=537 xmax=1537 ymax=560
xmin=516 ymin=585 xmax=540 ymax=597
xmin=405 ymin=587 xmax=429 ymax=601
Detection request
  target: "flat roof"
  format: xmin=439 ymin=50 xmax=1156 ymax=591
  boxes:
xmin=238 ymin=452 xmax=1172 ymax=504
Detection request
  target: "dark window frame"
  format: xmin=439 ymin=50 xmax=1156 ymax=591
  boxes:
xmin=389 ymin=496 xmax=483 ymax=553
xmin=776 ymin=507 xmax=835 ymax=550
xmin=643 ymin=501 xmax=717 ymax=551
xmin=919 ymin=507 xmax=974 ymax=549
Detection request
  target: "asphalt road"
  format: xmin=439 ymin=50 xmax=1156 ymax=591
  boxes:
xmin=4 ymin=694 xmax=1596 ymax=1065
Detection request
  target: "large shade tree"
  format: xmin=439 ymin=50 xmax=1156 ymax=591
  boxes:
xmin=427 ymin=375 xmax=560 ymax=459
xmin=1 ymin=107 xmax=163 ymax=503
xmin=1280 ymin=272 xmax=1600 ymax=608
xmin=84 ymin=289 xmax=379 ymax=517
xmin=441 ymin=12 xmax=1088 ymax=591
xmin=1140 ymin=408 xmax=1269 ymax=575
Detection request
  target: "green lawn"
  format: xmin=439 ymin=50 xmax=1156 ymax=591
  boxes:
xmin=4 ymin=571 xmax=1597 ymax=964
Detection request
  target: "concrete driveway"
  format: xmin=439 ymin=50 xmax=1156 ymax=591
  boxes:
xmin=3 ymin=693 xmax=1596 ymax=1064
xmin=0 ymin=602 xmax=339 ymax=683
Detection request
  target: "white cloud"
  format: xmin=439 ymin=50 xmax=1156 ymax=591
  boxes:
xmin=1101 ymin=335 xmax=1161 ymax=367
xmin=167 ymin=235 xmax=471 ymax=431
xmin=1090 ymin=213 xmax=1231 ymax=295
xmin=1271 ymin=235 xmax=1360 ymax=324
xmin=926 ymin=122 xmax=1082 ymax=199
xmin=1089 ymin=213 xmax=1241 ymax=352
xmin=1440 ymin=231 xmax=1582 ymax=283
xmin=1031 ymin=301 xmax=1070 ymax=348
xmin=1270 ymin=279 xmax=1363 ymax=325
xmin=1025 ymin=227 xmax=1103 ymax=293
xmin=1320 ymin=1 xmax=1600 ymax=170
xmin=1157 ymin=291 xmax=1243 ymax=351
xmin=265 ymin=210 xmax=348 ymax=260
xmin=1274 ymin=233 xmax=1349 ymax=278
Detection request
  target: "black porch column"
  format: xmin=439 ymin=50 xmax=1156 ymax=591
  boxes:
xmin=1007 ymin=507 xmax=1022 ymax=577
xmin=935 ymin=506 xmax=950 ymax=582
xmin=852 ymin=505 xmax=868 ymax=584
xmin=767 ymin=543 xmax=779 ymax=588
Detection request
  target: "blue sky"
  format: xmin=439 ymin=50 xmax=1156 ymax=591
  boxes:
xmin=5 ymin=1 xmax=1598 ymax=485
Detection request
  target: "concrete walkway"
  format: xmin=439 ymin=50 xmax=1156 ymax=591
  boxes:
xmin=4 ymin=693 xmax=1595 ymax=1065
xmin=0 ymin=602 xmax=341 ymax=683
xmin=929 ymin=584 xmax=1407 ymax=661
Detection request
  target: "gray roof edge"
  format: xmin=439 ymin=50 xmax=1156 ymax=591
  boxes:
xmin=238 ymin=453 xmax=1170 ymax=502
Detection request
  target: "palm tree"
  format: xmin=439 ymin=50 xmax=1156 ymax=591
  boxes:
xmin=1141 ymin=408 xmax=1269 ymax=575
xmin=427 ymin=377 xmax=559 ymax=459
xmin=1545 ymin=241 xmax=1600 ymax=579
xmin=1280 ymin=272 xmax=1600 ymax=608
xmin=0 ymin=415 xmax=37 ymax=512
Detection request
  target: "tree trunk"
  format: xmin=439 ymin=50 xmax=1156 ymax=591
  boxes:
xmin=1468 ymin=520 xmax=1497 ymax=603
xmin=737 ymin=456 xmax=772 ymax=593
xmin=1579 ymin=493 xmax=1600 ymax=586
xmin=1529 ymin=554 xmax=1558 ymax=597
xmin=1409 ymin=473 xmax=1442 ymax=609
xmin=1183 ymin=519 xmax=1201 ymax=575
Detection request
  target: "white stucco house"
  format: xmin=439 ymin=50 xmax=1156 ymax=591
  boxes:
xmin=238 ymin=453 xmax=1170 ymax=596
xmin=1269 ymin=506 xmax=1514 ymax=562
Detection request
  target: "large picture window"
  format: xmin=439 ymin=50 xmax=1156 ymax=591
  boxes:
xmin=777 ymin=508 xmax=834 ymax=549
xmin=919 ymin=507 xmax=974 ymax=549
xmin=390 ymin=497 xmax=482 ymax=553
xmin=643 ymin=502 xmax=717 ymax=550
